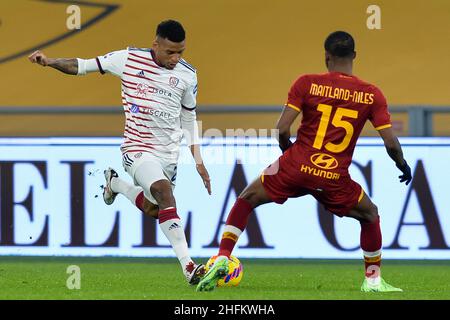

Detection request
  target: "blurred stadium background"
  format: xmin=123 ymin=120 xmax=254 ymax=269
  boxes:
xmin=1 ymin=0 xmax=450 ymax=136
xmin=0 ymin=0 xmax=450 ymax=300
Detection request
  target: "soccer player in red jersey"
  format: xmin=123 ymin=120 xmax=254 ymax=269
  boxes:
xmin=197 ymin=31 xmax=412 ymax=293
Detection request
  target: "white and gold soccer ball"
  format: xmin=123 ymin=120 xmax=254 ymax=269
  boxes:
xmin=205 ymin=255 xmax=243 ymax=287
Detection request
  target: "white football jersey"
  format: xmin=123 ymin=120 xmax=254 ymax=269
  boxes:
xmin=96 ymin=47 xmax=198 ymax=161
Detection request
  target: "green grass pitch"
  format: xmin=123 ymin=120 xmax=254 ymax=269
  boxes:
xmin=0 ymin=257 xmax=449 ymax=300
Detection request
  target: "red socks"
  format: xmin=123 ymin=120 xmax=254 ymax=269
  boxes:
xmin=158 ymin=207 xmax=179 ymax=223
xmin=225 ymin=198 xmax=253 ymax=230
xmin=135 ymin=191 xmax=145 ymax=211
xmin=218 ymin=198 xmax=253 ymax=257
xmin=135 ymin=192 xmax=179 ymax=223
xmin=360 ymin=216 xmax=382 ymax=278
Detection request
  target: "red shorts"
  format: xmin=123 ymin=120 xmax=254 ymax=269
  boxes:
xmin=261 ymin=149 xmax=363 ymax=217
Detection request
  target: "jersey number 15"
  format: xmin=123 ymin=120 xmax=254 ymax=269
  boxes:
xmin=313 ymin=104 xmax=358 ymax=153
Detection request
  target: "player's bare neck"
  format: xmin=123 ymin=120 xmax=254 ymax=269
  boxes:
xmin=328 ymin=64 xmax=353 ymax=76
xmin=327 ymin=57 xmax=353 ymax=75
xmin=150 ymin=49 xmax=165 ymax=68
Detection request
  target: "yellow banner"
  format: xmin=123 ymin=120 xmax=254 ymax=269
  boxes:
xmin=1 ymin=0 xmax=449 ymax=106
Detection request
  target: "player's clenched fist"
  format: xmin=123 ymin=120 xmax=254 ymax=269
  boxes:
xmin=28 ymin=50 xmax=49 ymax=66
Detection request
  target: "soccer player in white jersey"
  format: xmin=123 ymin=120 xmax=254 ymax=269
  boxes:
xmin=28 ymin=20 xmax=211 ymax=285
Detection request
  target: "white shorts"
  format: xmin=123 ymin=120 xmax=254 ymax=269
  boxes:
xmin=122 ymin=151 xmax=177 ymax=205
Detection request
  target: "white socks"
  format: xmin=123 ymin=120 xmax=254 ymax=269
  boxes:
xmin=158 ymin=207 xmax=193 ymax=271
xmin=110 ymin=179 xmax=193 ymax=272
xmin=111 ymin=176 xmax=142 ymax=204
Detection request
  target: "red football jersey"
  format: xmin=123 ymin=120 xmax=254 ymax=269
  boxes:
xmin=284 ymin=71 xmax=391 ymax=178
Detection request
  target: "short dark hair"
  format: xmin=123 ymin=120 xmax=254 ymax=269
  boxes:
xmin=156 ymin=20 xmax=185 ymax=42
xmin=324 ymin=31 xmax=355 ymax=58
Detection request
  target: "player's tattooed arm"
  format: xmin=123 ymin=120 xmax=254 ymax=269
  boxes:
xmin=47 ymin=58 xmax=78 ymax=75
xmin=276 ymin=106 xmax=300 ymax=152
xmin=28 ymin=50 xmax=78 ymax=75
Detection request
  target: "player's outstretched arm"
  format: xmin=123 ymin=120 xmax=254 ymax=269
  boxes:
xmin=180 ymin=106 xmax=211 ymax=195
xmin=378 ymin=127 xmax=412 ymax=185
xmin=190 ymin=144 xmax=212 ymax=195
xmin=28 ymin=50 xmax=79 ymax=75
xmin=276 ymin=106 xmax=300 ymax=152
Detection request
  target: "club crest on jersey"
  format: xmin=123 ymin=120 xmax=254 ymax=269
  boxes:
xmin=134 ymin=152 xmax=142 ymax=158
xmin=130 ymin=104 xmax=139 ymax=113
xmin=169 ymin=76 xmax=179 ymax=88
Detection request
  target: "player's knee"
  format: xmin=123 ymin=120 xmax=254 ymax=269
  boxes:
xmin=238 ymin=189 xmax=261 ymax=208
xmin=362 ymin=204 xmax=379 ymax=223
xmin=149 ymin=183 xmax=164 ymax=198
xmin=143 ymin=201 xmax=159 ymax=219
xmin=150 ymin=180 xmax=174 ymax=205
